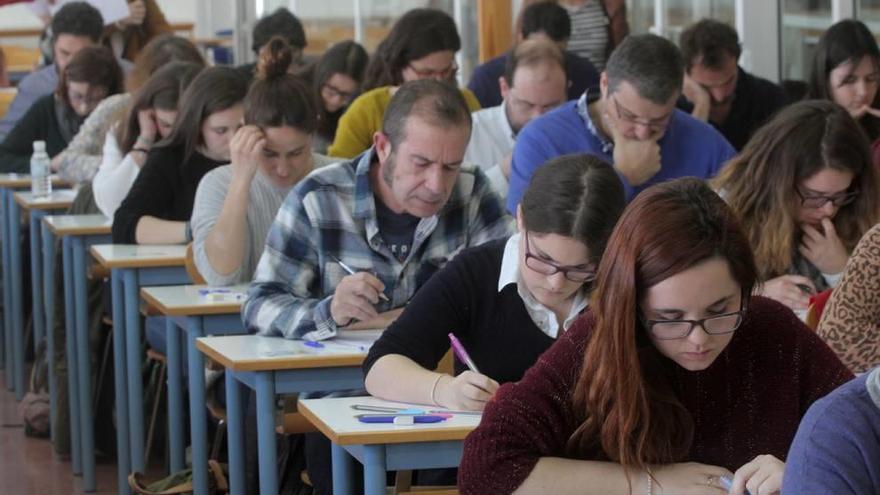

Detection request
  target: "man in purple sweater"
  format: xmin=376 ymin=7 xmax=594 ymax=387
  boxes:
xmin=783 ymin=367 xmax=880 ymax=494
xmin=507 ymin=33 xmax=735 ymax=213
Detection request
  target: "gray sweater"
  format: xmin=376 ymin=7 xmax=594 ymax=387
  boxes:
xmin=190 ymin=153 xmax=335 ymax=286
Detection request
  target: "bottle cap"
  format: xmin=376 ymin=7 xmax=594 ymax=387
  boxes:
xmin=33 ymin=141 xmax=46 ymax=152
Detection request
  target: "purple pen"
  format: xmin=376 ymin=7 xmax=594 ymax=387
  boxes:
xmin=448 ymin=333 xmax=480 ymax=373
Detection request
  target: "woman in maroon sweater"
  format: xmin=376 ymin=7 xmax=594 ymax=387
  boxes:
xmin=459 ymin=178 xmax=853 ymax=495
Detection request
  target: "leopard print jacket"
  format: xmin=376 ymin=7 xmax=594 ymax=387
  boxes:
xmin=817 ymin=223 xmax=880 ymax=373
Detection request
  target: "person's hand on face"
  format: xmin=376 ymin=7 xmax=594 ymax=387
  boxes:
xmin=229 ymin=125 xmax=265 ymax=183
xmin=728 ymin=454 xmax=785 ymax=495
xmin=434 ymin=371 xmax=500 ymax=411
xmin=137 ymin=108 xmax=158 ymax=144
xmin=858 ymin=105 xmax=880 ymax=119
xmin=330 ymin=272 xmax=385 ymax=326
xmin=799 ymin=218 xmax=848 ymax=275
xmin=757 ymin=275 xmax=815 ymax=310
xmin=606 ymin=109 xmax=661 ymax=186
xmin=683 ymin=73 xmax=711 ymax=108
xmin=652 ymin=462 xmax=732 ymax=495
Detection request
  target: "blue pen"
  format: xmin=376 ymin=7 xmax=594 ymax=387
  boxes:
xmin=357 ymin=414 xmax=447 ymax=424
xmin=719 ymin=475 xmax=752 ymax=495
xmin=303 ymin=341 xmax=325 ymax=349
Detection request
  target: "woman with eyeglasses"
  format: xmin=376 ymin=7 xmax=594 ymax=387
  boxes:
xmin=298 ymin=40 xmax=368 ymax=154
xmin=364 ymin=154 xmax=624 ymax=411
xmin=458 ymin=177 xmax=853 ymax=495
xmin=712 ymin=100 xmax=880 ymax=311
xmin=0 ymin=46 xmax=123 ymax=173
xmin=326 ymin=8 xmax=481 ymax=159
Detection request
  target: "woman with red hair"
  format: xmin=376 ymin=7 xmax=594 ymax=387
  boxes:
xmin=458 ymin=178 xmax=852 ymax=495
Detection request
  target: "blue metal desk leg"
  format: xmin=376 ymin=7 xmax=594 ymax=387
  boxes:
xmin=8 ymin=194 xmax=24 ymax=400
xmin=165 ymin=318 xmax=185 ymax=473
xmin=41 ymin=223 xmax=56 ymax=445
xmin=0 ymin=188 xmax=8 ymax=372
xmin=123 ymin=268 xmax=145 ymax=475
xmin=225 ymin=371 xmax=245 ymax=495
xmin=28 ymin=211 xmax=44 ymax=352
xmin=73 ymin=237 xmax=96 ymax=491
xmin=331 ymin=443 xmax=355 ymax=495
xmin=61 ymin=237 xmax=82 ymax=474
xmin=255 ymin=372 xmax=278 ymax=495
xmin=185 ymin=317 xmax=209 ymax=494
xmin=111 ymin=269 xmax=131 ymax=495
xmin=363 ymin=445 xmax=388 ymax=495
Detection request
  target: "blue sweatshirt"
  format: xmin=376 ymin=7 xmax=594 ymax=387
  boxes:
xmin=507 ymin=98 xmax=735 ymax=213
xmin=783 ymin=368 xmax=880 ymax=494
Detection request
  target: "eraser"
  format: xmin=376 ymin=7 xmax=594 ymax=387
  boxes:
xmin=392 ymin=416 xmax=414 ymax=425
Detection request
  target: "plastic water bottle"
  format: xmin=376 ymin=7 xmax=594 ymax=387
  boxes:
xmin=30 ymin=140 xmax=51 ymax=197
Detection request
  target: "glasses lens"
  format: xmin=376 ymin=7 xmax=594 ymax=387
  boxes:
xmin=703 ymin=313 xmax=742 ymax=334
xmin=564 ymin=270 xmax=596 ymax=283
xmin=834 ymin=192 xmax=858 ymax=206
xmin=525 ymin=255 xmax=557 ymax=276
xmin=650 ymin=321 xmax=693 ymax=340
xmin=802 ymin=196 xmax=828 ymax=209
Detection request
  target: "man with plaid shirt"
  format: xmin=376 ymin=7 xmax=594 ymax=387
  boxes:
xmin=244 ymin=80 xmax=513 ymax=341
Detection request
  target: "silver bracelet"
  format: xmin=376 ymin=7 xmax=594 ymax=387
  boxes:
xmin=430 ymin=373 xmax=444 ymax=406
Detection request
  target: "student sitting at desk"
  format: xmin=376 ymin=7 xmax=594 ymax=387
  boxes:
xmin=93 ymin=61 xmax=203 ymax=218
xmin=364 ymin=154 xmax=624 ymax=411
xmin=0 ymin=46 xmax=123 ymax=173
xmin=191 ymin=37 xmax=335 ymax=286
xmin=327 ymin=9 xmax=481 ymax=159
xmin=244 ymin=79 xmax=511 ymax=341
xmin=112 ymin=66 xmax=249 ymax=244
xmin=712 ymin=100 xmax=880 ymax=311
xmin=458 ymin=178 xmax=853 ymax=495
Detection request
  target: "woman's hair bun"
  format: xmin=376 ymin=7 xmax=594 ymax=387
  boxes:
xmin=256 ymin=35 xmax=293 ymax=80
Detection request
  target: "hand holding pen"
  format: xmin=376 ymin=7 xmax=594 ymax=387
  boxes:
xmin=433 ymin=334 xmax=499 ymax=411
xmin=329 ymin=255 xmax=389 ymax=326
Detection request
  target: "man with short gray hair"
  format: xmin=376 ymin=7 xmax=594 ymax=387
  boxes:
xmin=507 ymin=33 xmax=735 ymax=212
xmin=244 ymin=79 xmax=512 ymax=341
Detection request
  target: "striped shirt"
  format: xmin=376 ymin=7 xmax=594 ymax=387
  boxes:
xmin=564 ymin=1 xmax=610 ymax=71
xmin=243 ymin=146 xmax=513 ymax=341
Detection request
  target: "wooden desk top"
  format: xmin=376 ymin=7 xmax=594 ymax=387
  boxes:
xmin=90 ymin=244 xmax=187 ymax=269
xmin=13 ymin=189 xmax=77 ymax=210
xmin=196 ymin=331 xmax=382 ymax=372
xmin=140 ymin=284 xmax=248 ymax=316
xmin=0 ymin=173 xmax=67 ymax=188
xmin=44 ymin=214 xmax=111 ymax=236
xmin=298 ymin=396 xmax=481 ymax=446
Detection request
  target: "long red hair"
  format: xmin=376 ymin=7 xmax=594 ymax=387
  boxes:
xmin=566 ymin=179 xmax=758 ymax=477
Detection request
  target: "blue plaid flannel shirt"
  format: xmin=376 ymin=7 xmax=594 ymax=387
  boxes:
xmin=243 ymin=147 xmax=513 ymax=340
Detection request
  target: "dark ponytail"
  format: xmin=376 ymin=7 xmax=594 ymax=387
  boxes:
xmin=244 ymin=35 xmax=317 ymax=133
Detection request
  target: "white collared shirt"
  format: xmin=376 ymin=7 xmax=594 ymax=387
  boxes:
xmin=464 ymin=103 xmax=516 ymax=199
xmin=497 ymin=234 xmax=589 ymax=339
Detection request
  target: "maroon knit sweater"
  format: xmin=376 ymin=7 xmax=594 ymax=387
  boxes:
xmin=458 ymin=296 xmax=854 ymax=494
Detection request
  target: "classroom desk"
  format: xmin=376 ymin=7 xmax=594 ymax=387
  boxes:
xmin=5 ymin=189 xmax=75 ymax=401
xmin=42 ymin=214 xmax=111 ymax=487
xmin=298 ymin=396 xmax=481 ymax=495
xmin=91 ymin=244 xmax=189 ymax=495
xmin=139 ymin=284 xmax=248 ymax=494
xmin=197 ymin=333 xmax=379 ymax=495
xmin=0 ymin=174 xmax=65 ymax=377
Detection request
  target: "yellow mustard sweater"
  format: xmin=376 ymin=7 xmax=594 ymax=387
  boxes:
xmin=327 ymin=85 xmax=481 ymax=159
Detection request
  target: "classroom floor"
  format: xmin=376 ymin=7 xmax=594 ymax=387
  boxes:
xmin=0 ymin=369 xmax=117 ymax=495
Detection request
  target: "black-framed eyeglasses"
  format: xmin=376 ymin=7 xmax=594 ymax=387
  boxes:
xmin=406 ymin=61 xmax=459 ymax=80
xmin=611 ymin=95 xmax=673 ymax=133
xmin=522 ymin=230 xmax=596 ymax=283
xmin=321 ymin=82 xmax=354 ymax=101
xmin=643 ymin=302 xmax=747 ymax=340
xmin=795 ymin=188 xmax=859 ymax=209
